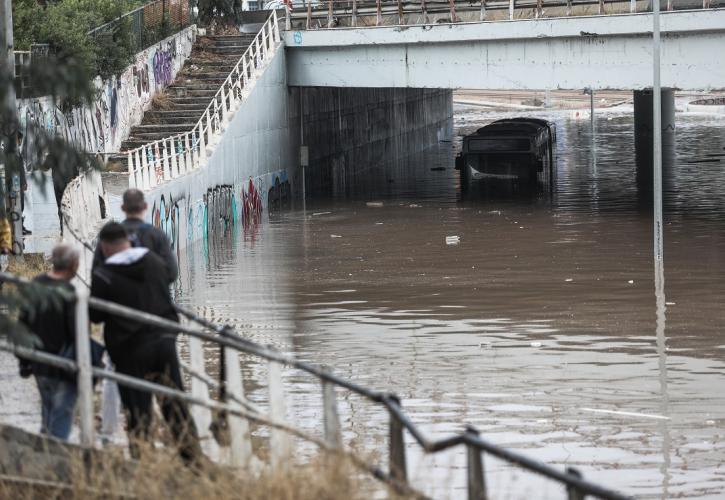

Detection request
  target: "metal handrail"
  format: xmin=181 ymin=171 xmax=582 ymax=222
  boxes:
xmin=87 ymin=0 xmax=163 ymax=36
xmin=290 ymin=0 xmax=716 ymax=27
xmin=126 ymin=11 xmax=282 ymax=190
xmin=1 ymin=270 xmax=631 ymax=499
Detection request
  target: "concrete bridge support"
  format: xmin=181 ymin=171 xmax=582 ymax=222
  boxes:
xmin=634 ymin=89 xmax=676 ymax=197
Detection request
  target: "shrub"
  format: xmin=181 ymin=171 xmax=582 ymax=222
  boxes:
xmin=13 ymin=0 xmax=138 ymax=82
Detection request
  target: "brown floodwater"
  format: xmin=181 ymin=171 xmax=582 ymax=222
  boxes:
xmin=174 ymin=107 xmax=725 ymax=499
xmin=2 ymin=106 xmax=724 ymax=499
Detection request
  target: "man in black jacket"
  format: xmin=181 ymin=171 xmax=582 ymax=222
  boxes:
xmin=90 ymin=222 xmax=200 ymax=462
xmin=18 ymin=244 xmax=79 ymax=440
xmin=92 ymin=189 xmax=178 ymax=283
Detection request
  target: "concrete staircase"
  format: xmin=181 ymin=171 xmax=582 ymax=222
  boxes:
xmin=107 ymin=34 xmax=257 ymax=169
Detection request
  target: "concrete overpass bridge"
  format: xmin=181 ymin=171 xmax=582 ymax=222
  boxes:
xmin=284 ymin=8 xmax=725 ymax=90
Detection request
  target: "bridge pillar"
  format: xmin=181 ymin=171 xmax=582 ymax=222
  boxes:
xmin=633 ymin=88 xmax=675 ymax=198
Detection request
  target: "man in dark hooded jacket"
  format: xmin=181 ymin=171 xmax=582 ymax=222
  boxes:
xmin=90 ymin=222 xmax=200 ymax=463
xmin=92 ymin=188 xmax=178 ymax=283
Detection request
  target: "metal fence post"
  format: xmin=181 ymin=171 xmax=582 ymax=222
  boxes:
xmin=449 ymin=0 xmax=457 ymax=22
xmin=75 ymin=285 xmax=94 ymax=448
xmin=388 ymin=395 xmax=407 ymax=483
xmin=480 ymin=0 xmax=486 ymax=21
xmin=352 ymin=0 xmax=358 ymax=26
xmin=397 ymin=0 xmax=404 ymax=25
xmin=509 ymin=0 xmax=514 ymax=20
xmin=223 ymin=346 xmax=253 ymax=467
xmin=327 ymin=0 xmax=333 ymax=28
xmin=268 ymin=358 xmax=292 ymax=469
xmin=376 ymin=0 xmax=382 ymax=26
xmin=189 ymin=334 xmax=219 ymax=460
xmin=465 ymin=426 xmax=486 ymax=500
xmin=322 ymin=378 xmax=342 ymax=449
xmin=566 ymin=467 xmax=584 ymax=500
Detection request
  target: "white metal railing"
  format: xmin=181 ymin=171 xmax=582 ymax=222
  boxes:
xmin=127 ymin=11 xmax=282 ymax=190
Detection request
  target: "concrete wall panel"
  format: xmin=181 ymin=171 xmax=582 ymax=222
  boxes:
xmin=285 ymin=9 xmax=725 ymax=90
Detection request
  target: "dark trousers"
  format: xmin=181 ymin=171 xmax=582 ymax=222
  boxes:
xmin=113 ymin=336 xmax=201 ymax=463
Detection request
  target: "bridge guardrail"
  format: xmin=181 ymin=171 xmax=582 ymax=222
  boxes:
xmin=126 ymin=11 xmax=282 ymax=191
xmin=0 ymin=271 xmax=632 ymax=500
xmin=287 ymin=0 xmax=719 ymax=28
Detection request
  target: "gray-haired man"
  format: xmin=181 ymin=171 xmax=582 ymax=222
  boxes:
xmin=18 ymin=244 xmax=80 ymax=440
xmin=92 ymin=189 xmax=178 ymax=283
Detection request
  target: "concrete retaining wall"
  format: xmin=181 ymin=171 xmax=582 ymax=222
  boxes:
xmin=17 ymin=27 xmax=196 ymax=157
xmin=60 ymin=170 xmax=108 ymax=284
xmin=143 ymin=47 xmax=299 ymax=252
xmin=298 ymin=87 xmax=453 ymax=196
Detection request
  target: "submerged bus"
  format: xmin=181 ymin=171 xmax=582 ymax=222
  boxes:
xmin=455 ymin=118 xmax=556 ymax=192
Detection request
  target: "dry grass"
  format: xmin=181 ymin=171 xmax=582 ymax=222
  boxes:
xmin=151 ymin=91 xmax=174 ymax=111
xmin=1 ymin=440 xmax=401 ymax=500
xmin=5 ymin=253 xmax=50 ymax=278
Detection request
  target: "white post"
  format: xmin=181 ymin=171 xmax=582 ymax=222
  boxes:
xmin=75 ymin=285 xmax=94 ymax=448
xmin=184 ymin=133 xmax=192 ymax=172
xmin=149 ymin=147 xmax=158 ymax=188
xmin=206 ymin=110 xmax=213 ymax=145
xmin=189 ymin=335 xmax=220 ymax=460
xmin=141 ymin=148 xmax=150 ymax=189
xmin=198 ymin=123 xmax=207 ymax=165
xmin=322 ymin=379 xmax=342 ymax=449
xmin=127 ymin=152 xmax=136 ymax=188
xmin=161 ymin=139 xmax=171 ymax=180
xmin=509 ymin=0 xmax=514 ymax=19
xmin=223 ymin=347 xmax=253 ymax=467
xmin=653 ymin=0 xmax=664 ymax=266
xmin=630 ymin=0 xmax=636 ymax=13
xmin=268 ymin=359 xmax=292 ymax=469
xmin=170 ymin=138 xmax=179 ymax=178
xmin=285 ymin=2 xmax=291 ymax=32
xmin=273 ymin=10 xmax=281 ymax=43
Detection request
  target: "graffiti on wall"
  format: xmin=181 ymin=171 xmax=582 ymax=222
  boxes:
xmin=203 ymin=185 xmax=237 ymax=239
xmin=17 ymin=29 xmax=194 ymax=156
xmin=151 ymin=193 xmax=183 ymax=258
xmin=153 ymin=39 xmax=177 ymax=88
xmin=147 ymin=170 xmax=291 ymax=253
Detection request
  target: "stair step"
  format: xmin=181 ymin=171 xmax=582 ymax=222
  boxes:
xmin=185 ymin=58 xmax=239 ymax=68
xmin=167 ymin=89 xmax=219 ymax=98
xmin=146 ymin=110 xmax=204 ymax=119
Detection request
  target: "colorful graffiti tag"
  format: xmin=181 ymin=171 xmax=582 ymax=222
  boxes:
xmin=151 ymin=193 xmax=182 ymax=258
xmin=203 ymin=185 xmax=237 ymax=239
xmin=17 ymin=29 xmax=194 ymax=156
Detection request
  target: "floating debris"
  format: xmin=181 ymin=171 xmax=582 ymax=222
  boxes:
xmin=366 ymin=201 xmax=384 ymax=208
xmin=446 ymin=236 xmax=460 ymax=245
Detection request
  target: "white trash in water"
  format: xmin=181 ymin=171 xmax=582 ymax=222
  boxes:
xmin=446 ymin=236 xmax=460 ymax=245
xmin=530 ymin=341 xmax=543 ymax=348
xmin=330 ymin=234 xmax=342 ymax=238
xmin=366 ymin=201 xmax=384 ymax=207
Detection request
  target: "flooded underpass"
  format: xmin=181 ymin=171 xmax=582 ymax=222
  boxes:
xmin=172 ymin=106 xmax=725 ymax=498
xmin=2 ymin=103 xmax=724 ymax=499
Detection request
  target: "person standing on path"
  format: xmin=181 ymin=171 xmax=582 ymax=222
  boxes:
xmin=90 ymin=222 xmax=200 ymax=463
xmin=92 ymin=189 xmax=178 ymax=283
xmin=17 ymin=245 xmax=80 ymax=440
